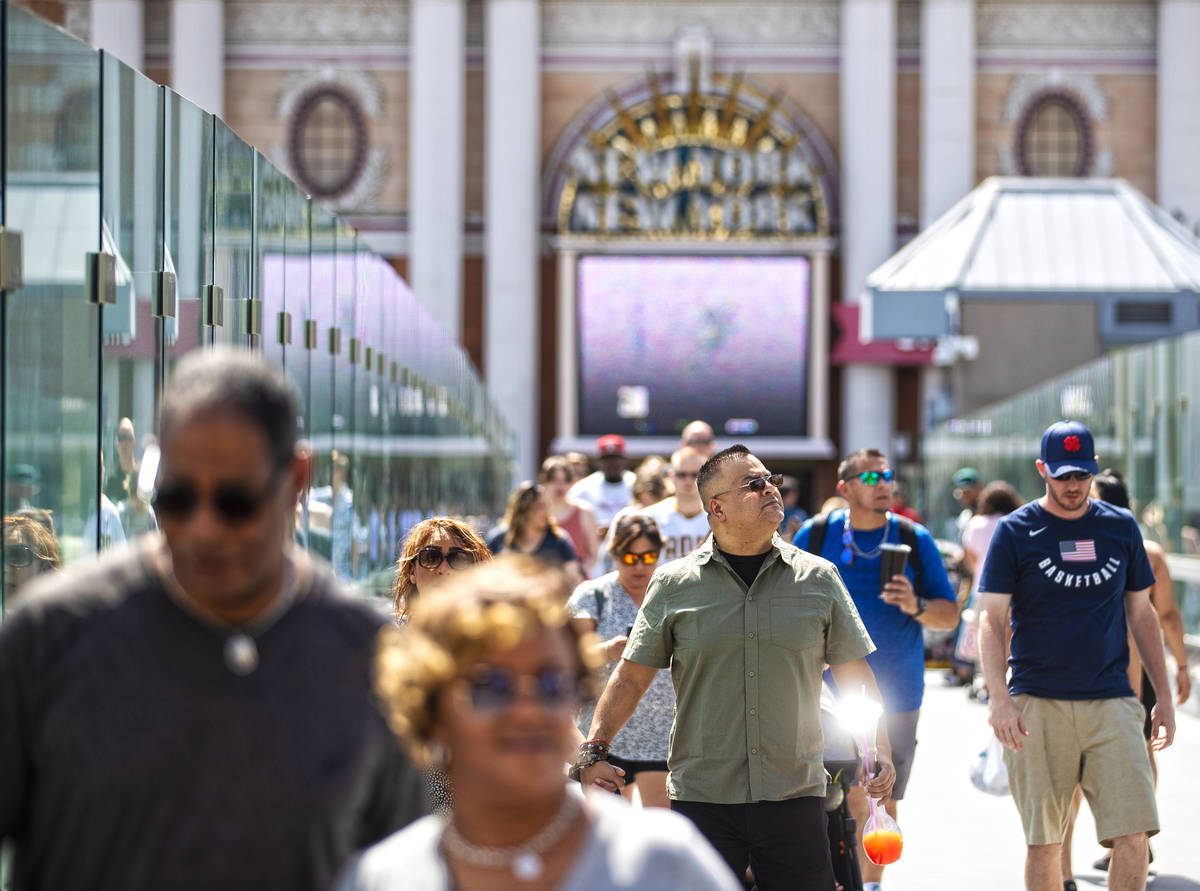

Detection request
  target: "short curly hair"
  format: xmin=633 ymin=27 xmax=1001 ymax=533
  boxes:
xmin=374 ymin=556 xmax=600 ymax=767
xmin=391 ymin=517 xmax=492 ymax=619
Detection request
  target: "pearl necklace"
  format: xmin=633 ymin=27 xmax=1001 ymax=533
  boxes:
xmin=442 ymin=792 xmax=583 ymax=882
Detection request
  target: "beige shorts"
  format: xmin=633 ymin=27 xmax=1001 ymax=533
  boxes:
xmin=1003 ymin=694 xmax=1158 ymax=847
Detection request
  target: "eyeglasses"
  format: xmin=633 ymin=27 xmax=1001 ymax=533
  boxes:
xmin=619 ymin=550 xmax=659 ymax=566
xmin=685 ymin=436 xmax=714 ymax=446
xmin=415 ymin=545 xmax=475 ymax=571
xmin=461 ymin=666 xmax=579 ymax=713
xmin=152 ymin=472 xmax=282 ymax=525
xmin=1052 ymin=471 xmax=1094 ymax=482
xmin=712 ymin=473 xmax=783 ymax=499
xmin=850 ymin=470 xmax=895 ymax=486
xmin=4 ymin=544 xmax=33 ymax=567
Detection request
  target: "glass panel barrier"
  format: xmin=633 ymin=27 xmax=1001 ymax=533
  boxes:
xmin=3 ymin=5 xmax=102 ymax=609
xmin=212 ymin=121 xmax=253 ymax=347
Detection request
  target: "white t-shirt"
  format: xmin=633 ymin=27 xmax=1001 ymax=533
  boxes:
xmin=641 ymin=498 xmax=710 ymax=565
xmin=334 ymin=787 xmax=741 ymax=891
xmin=568 ymin=471 xmax=636 ymax=528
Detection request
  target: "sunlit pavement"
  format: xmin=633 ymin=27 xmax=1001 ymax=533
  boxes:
xmin=875 ymin=671 xmax=1200 ymax=890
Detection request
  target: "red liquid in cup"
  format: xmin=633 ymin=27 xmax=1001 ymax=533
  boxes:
xmin=863 ymin=829 xmax=903 ymax=865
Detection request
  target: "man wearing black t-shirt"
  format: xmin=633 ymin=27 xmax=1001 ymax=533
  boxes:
xmin=977 ymin=420 xmax=1173 ymax=891
xmin=0 ymin=349 xmax=427 ymax=891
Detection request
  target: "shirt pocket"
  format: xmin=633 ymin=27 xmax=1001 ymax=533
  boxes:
xmin=769 ymin=597 xmax=825 ymax=652
xmin=672 ymin=610 xmax=700 ymax=646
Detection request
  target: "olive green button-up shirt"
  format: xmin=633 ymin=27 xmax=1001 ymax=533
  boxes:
xmin=624 ymin=534 xmax=873 ymax=804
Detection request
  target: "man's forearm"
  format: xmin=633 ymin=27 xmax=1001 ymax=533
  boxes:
xmin=918 ymin=597 xmax=960 ymax=631
xmin=977 ymin=599 xmax=1011 ymax=702
xmin=587 ymin=658 xmax=656 ymax=743
xmin=1128 ymin=596 xmax=1171 ymax=704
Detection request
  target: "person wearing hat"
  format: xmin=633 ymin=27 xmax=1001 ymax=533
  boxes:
xmin=568 ymin=435 xmax=636 ymax=575
xmin=976 ymin=420 xmax=1173 ymax=891
xmin=951 ymin=466 xmax=983 ymax=542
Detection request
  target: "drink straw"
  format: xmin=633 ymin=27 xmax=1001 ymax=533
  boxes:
xmin=860 ymin=684 xmax=878 ymax=826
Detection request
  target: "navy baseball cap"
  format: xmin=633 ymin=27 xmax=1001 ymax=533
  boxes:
xmin=1040 ymin=420 xmax=1099 ymax=478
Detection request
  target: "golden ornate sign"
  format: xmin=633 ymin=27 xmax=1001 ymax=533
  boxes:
xmin=557 ymin=73 xmax=829 ymax=240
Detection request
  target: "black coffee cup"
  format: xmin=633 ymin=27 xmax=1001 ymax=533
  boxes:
xmin=879 ymin=543 xmax=911 ymax=590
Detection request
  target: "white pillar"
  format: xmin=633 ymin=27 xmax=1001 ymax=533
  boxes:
xmin=1158 ymin=0 xmax=1200 ymax=225
xmin=409 ymin=0 xmax=466 ymax=339
xmin=91 ymin=0 xmax=144 ymax=70
xmin=841 ymin=0 xmax=897 ymax=454
xmin=484 ymin=0 xmax=540 ymax=479
xmin=920 ymin=0 xmax=974 ymax=227
xmin=170 ymin=0 xmax=224 ymax=116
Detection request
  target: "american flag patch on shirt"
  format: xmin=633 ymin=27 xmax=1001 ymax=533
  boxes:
xmin=1059 ymin=540 xmax=1097 ymax=562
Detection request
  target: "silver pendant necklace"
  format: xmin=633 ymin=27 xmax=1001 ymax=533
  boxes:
xmin=442 ymin=792 xmax=583 ymax=881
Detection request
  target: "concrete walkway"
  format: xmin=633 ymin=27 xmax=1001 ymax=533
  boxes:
xmin=873 ymin=672 xmax=1200 ymax=890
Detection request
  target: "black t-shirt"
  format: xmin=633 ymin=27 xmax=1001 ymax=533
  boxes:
xmin=718 ymin=547 xmax=771 ymax=589
xmin=487 ymin=526 xmax=578 ymax=565
xmin=0 ymin=546 xmax=428 ymax=890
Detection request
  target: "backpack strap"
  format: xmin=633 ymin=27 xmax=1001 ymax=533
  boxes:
xmin=892 ymin=515 xmax=925 ymax=590
xmin=805 ymin=512 xmax=831 ymax=556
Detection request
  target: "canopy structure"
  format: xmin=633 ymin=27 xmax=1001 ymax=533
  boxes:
xmin=862 ymin=177 xmax=1200 ymax=345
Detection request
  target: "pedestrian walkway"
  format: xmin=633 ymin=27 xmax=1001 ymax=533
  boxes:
xmin=878 ymin=672 xmax=1200 ymax=890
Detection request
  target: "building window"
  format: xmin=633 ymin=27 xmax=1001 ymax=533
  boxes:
xmin=288 ymin=87 xmax=367 ymax=199
xmin=1115 ymin=301 xmax=1172 ymax=325
xmin=1016 ymin=92 xmax=1092 ymax=177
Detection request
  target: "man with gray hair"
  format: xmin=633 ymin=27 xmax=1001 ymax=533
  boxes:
xmin=0 ymin=348 xmax=426 ymax=890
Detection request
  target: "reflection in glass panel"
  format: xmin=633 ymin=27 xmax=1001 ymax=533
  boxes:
xmin=164 ymin=92 xmax=212 ymax=364
xmin=212 ymin=122 xmax=254 ymax=346
xmin=305 ymin=204 xmax=337 ymax=567
xmin=99 ymin=55 xmax=163 ymax=550
xmin=4 ymin=6 xmax=102 ymax=606
xmin=331 ymin=223 xmax=358 ymax=580
xmin=257 ymin=156 xmax=287 ymax=368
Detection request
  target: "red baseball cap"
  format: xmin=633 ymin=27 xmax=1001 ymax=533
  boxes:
xmin=596 ymin=434 xmax=626 ymax=457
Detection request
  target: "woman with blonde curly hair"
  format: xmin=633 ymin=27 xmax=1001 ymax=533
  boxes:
xmin=392 ymin=517 xmax=491 ymax=622
xmin=335 ymin=557 xmax=738 ymax=891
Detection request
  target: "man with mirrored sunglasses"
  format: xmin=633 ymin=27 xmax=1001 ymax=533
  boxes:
xmin=977 ymin=420 xmax=1172 ymax=891
xmin=794 ymin=447 xmax=958 ymax=891
xmin=578 ymin=444 xmax=895 ymax=889
xmin=0 ymin=348 xmax=427 ymax=891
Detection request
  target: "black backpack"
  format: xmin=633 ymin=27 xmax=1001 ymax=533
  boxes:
xmin=802 ymin=512 xmax=925 ymax=589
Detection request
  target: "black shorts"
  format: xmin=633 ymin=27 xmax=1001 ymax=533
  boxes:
xmin=1141 ymin=669 xmax=1155 ymax=741
xmin=607 ymin=754 xmax=668 ymax=782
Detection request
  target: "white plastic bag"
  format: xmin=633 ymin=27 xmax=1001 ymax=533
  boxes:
xmin=969 ymin=733 xmax=1010 ymax=796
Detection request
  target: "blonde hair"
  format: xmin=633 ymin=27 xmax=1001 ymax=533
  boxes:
xmin=375 ymin=556 xmax=600 ymax=766
xmin=391 ymin=517 xmax=492 ymax=619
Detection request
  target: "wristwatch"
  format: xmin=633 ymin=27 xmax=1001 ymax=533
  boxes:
xmin=912 ymin=596 xmax=927 ymax=618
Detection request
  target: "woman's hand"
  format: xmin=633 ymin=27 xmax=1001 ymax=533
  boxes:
xmin=602 ymin=635 xmax=629 ymax=661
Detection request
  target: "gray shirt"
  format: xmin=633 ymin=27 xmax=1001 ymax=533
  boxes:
xmin=334 ymin=788 xmax=742 ymax=891
xmin=0 ymin=544 xmax=427 ymax=890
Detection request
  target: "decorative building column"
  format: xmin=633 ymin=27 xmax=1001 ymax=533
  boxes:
xmin=840 ymin=0 xmax=897 ymax=454
xmin=409 ymin=0 xmax=466 ymax=339
xmin=170 ymin=0 xmax=223 ymax=116
xmin=920 ymin=0 xmax=974 ymax=227
xmin=484 ymin=0 xmax=539 ymax=478
xmin=91 ymin=0 xmax=144 ymax=70
xmin=1158 ymin=0 xmax=1200 ymax=226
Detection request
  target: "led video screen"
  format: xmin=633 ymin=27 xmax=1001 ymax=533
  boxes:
xmin=577 ymin=255 xmax=809 ymax=437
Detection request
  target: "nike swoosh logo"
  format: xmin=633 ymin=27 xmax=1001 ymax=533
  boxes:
xmin=1029 ymin=527 xmax=1047 ymax=537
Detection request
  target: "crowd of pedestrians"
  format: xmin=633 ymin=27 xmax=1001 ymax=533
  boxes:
xmin=0 ymin=349 xmax=1190 ymax=891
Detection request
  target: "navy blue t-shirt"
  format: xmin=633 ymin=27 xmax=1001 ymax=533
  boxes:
xmin=977 ymin=499 xmax=1155 ymax=700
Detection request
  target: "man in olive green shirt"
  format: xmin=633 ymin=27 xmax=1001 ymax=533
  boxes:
xmin=580 ymin=445 xmax=895 ymax=889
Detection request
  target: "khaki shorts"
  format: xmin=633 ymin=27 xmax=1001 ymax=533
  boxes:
xmin=1004 ymin=694 xmax=1158 ymax=847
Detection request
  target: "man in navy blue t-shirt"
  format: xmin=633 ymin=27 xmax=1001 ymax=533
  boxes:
xmin=795 ymin=447 xmax=958 ymax=891
xmin=978 ymin=420 xmax=1174 ymax=891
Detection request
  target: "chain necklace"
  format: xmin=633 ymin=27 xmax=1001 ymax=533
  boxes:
xmin=441 ymin=792 xmax=583 ymax=882
xmin=845 ymin=512 xmax=894 ymax=561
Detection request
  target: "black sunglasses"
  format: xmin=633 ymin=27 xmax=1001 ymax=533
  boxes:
xmin=4 ymin=544 xmax=33 ymax=567
xmin=152 ymin=472 xmax=282 ymax=525
xmin=713 ymin=472 xmax=783 ymax=499
xmin=1053 ymin=471 xmax=1094 ymax=482
xmin=415 ymin=545 xmax=475 ymax=572
xmin=463 ymin=666 xmax=579 ymax=713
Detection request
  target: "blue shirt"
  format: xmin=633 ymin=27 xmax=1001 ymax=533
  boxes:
xmin=977 ymin=500 xmax=1155 ymax=700
xmin=793 ymin=511 xmax=956 ymax=712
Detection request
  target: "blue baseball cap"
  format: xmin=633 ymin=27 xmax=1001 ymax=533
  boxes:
xmin=1040 ymin=420 xmax=1098 ymax=478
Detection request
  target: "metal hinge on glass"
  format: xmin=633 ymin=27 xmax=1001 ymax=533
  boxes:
xmin=242 ymin=299 xmax=263 ymax=337
xmin=349 ymin=337 xmax=361 ymax=365
xmin=304 ymin=319 xmax=318 ymax=350
xmin=277 ymin=311 xmax=293 ymax=345
xmin=202 ymin=284 xmax=225 ymax=326
xmin=0 ymin=228 xmax=24 ymax=292
xmin=153 ymin=271 xmax=178 ymax=318
xmin=86 ymin=252 xmax=117 ymax=304
xmin=328 ymin=327 xmax=342 ymax=356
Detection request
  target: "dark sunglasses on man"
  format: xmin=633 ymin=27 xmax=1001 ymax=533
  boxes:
xmin=414 ymin=545 xmax=475 ymax=572
xmin=152 ymin=472 xmax=283 ymax=525
xmin=713 ymin=473 xmax=784 ymax=498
